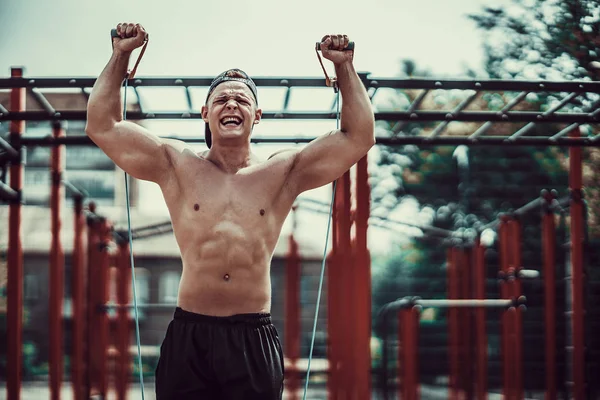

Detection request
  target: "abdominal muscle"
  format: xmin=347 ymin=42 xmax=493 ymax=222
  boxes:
xmin=173 ymin=214 xmax=278 ymax=317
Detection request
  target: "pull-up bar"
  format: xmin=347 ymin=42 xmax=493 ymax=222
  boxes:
xmin=381 ymin=295 xmax=528 ymax=312
xmin=1 ymin=71 xmax=600 ymax=146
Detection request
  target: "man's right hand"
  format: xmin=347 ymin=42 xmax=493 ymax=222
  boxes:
xmin=112 ymin=23 xmax=147 ymax=53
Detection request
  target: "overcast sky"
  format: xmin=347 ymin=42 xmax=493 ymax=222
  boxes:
xmin=0 ymin=0 xmax=509 ymax=77
xmin=0 ymin=0 xmax=508 ymax=255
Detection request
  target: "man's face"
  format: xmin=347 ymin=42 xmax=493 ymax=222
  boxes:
xmin=202 ymin=81 xmax=261 ymax=145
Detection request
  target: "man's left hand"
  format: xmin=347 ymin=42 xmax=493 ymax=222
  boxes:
xmin=319 ymin=34 xmax=353 ymax=65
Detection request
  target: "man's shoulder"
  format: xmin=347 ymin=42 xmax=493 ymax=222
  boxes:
xmin=162 ymin=138 xmax=190 ymax=151
xmin=267 ymin=148 xmax=299 ymax=161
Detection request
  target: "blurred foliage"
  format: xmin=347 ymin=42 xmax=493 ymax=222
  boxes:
xmin=467 ymin=0 xmax=600 ymax=81
xmin=371 ymin=1 xmax=600 ymax=311
xmin=371 ymin=2 xmax=600 ymax=390
xmin=468 ymin=0 xmax=600 ymax=238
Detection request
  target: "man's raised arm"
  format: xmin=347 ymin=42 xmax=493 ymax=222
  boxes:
xmin=283 ymin=34 xmax=376 ymax=195
xmin=86 ymin=23 xmax=171 ymax=184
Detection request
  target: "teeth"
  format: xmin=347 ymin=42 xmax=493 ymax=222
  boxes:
xmin=221 ymin=117 xmax=241 ymax=124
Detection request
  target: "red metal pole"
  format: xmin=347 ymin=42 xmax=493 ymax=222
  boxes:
xmin=98 ymin=219 xmax=111 ymax=397
xmin=284 ymin=218 xmax=301 ymax=400
xmin=71 ymin=195 xmax=87 ymax=400
xmin=459 ymin=248 xmax=474 ymax=399
xmin=569 ymin=127 xmax=585 ymax=400
xmin=541 ymin=190 xmax=556 ymax=400
xmin=509 ymin=218 xmax=523 ymax=400
xmin=327 ymin=177 xmax=343 ymax=399
xmin=473 ymin=239 xmax=488 ymax=400
xmin=49 ymin=121 xmax=66 ymax=400
xmin=397 ymin=309 xmax=404 ymax=400
xmin=409 ymin=306 xmax=420 ymax=400
xmin=116 ymin=242 xmax=131 ymax=400
xmin=326 ymin=171 xmax=353 ymax=399
xmin=7 ymin=66 xmax=25 ymax=400
xmin=87 ymin=215 xmax=101 ymax=398
xmin=338 ymin=171 xmax=353 ymax=397
xmin=447 ymin=247 xmax=459 ymax=400
xmin=499 ymin=216 xmax=512 ymax=399
xmin=87 ymin=211 xmax=110 ymax=398
xmin=399 ymin=307 xmax=420 ymax=400
xmin=353 ymin=155 xmax=371 ymax=399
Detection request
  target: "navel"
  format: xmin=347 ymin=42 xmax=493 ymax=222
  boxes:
xmin=223 ymin=273 xmax=230 ymax=281
xmin=194 ymin=203 xmax=200 ymax=211
xmin=259 ymin=209 xmax=265 ymax=216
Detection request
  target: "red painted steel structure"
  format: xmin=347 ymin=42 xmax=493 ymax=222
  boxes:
xmin=49 ymin=121 xmax=66 ymax=400
xmin=353 ymin=156 xmax=372 ymax=399
xmin=473 ymin=240 xmax=488 ymax=400
xmin=71 ymin=196 xmax=88 ymax=400
xmin=499 ymin=216 xmax=525 ymax=400
xmin=447 ymin=247 xmax=460 ymax=400
xmin=499 ymin=217 xmax=512 ymax=399
xmin=398 ymin=307 xmax=419 ymax=400
xmin=2 ymin=70 xmax=595 ymax=399
xmin=542 ymin=190 xmax=557 ymax=400
xmin=7 ymin=66 xmax=24 ymax=400
xmin=87 ymin=214 xmax=100 ymax=398
xmin=98 ymin=219 xmax=112 ymax=397
xmin=327 ymin=159 xmax=372 ymax=399
xmin=509 ymin=218 xmax=524 ymax=400
xmin=328 ymin=171 xmax=352 ymax=399
xmin=87 ymin=214 xmax=111 ymax=398
xmin=460 ymin=248 xmax=475 ymax=400
xmin=115 ymin=242 xmax=132 ymax=400
xmin=569 ymin=128 xmax=585 ymax=400
xmin=284 ymin=224 xmax=301 ymax=399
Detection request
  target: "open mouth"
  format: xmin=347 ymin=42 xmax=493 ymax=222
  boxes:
xmin=220 ymin=116 xmax=242 ymax=127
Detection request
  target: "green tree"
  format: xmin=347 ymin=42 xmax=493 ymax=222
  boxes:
xmin=468 ymin=0 xmax=600 ymax=81
xmin=468 ymin=2 xmax=600 ymax=395
xmin=468 ymin=0 xmax=600 ymax=239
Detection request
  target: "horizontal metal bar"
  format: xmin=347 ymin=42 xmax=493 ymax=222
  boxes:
xmin=514 ymin=197 xmax=544 ymax=216
xmin=519 ymin=269 xmax=540 ymax=279
xmin=380 ymin=296 xmax=525 ymax=314
xmin=0 ymin=181 xmax=19 ymax=201
xmin=101 ymin=303 xmax=177 ymax=310
xmin=414 ymin=299 xmax=515 ymax=308
xmin=2 ymin=110 xmax=599 ymax=123
xmin=19 ymin=134 xmax=600 ymax=147
xmin=3 ymin=76 xmax=600 ymax=92
xmin=0 ymin=135 xmax=19 ymax=160
xmin=479 ymin=197 xmax=546 ymax=232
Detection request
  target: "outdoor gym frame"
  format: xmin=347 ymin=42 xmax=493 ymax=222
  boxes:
xmin=376 ymin=190 xmax=569 ymax=400
xmin=1 ymin=65 xmax=598 ymax=399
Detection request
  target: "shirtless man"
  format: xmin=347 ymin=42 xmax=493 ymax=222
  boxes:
xmin=86 ymin=22 xmax=375 ymax=399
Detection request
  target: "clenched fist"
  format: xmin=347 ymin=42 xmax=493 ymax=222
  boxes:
xmin=112 ymin=23 xmax=148 ymax=53
xmin=319 ymin=34 xmax=353 ymax=66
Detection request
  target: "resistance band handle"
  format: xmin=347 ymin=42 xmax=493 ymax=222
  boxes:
xmin=315 ymin=41 xmax=355 ymax=51
xmin=110 ymin=28 xmax=149 ymax=40
xmin=109 ymin=28 xmax=148 ymax=79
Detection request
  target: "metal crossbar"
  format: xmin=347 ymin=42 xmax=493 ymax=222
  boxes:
xmin=1 ymin=75 xmax=599 ymax=147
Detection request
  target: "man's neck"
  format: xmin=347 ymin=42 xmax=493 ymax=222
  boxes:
xmin=205 ymin=144 xmax=254 ymax=173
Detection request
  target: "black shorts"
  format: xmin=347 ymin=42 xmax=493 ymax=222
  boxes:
xmin=155 ymin=307 xmax=285 ymax=399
